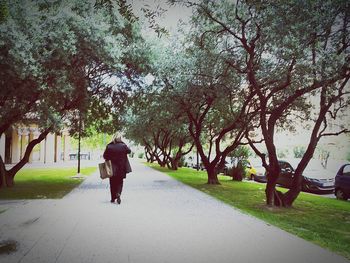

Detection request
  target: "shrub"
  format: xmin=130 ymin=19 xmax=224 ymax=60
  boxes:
xmin=228 ymin=163 xmax=245 ymax=181
xmin=178 ymin=156 xmax=186 ymax=167
xmin=277 ymin=149 xmax=289 ymax=159
xmin=293 ymin=146 xmax=306 ymax=158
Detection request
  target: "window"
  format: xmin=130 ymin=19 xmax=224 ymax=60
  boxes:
xmin=343 ymin=165 xmax=350 ymax=176
xmin=280 ymin=162 xmax=293 ymax=172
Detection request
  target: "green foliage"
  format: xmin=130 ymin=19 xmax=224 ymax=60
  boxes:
xmin=226 ymin=146 xmax=252 ymax=180
xmin=70 ymin=129 xmax=112 ymax=151
xmin=293 ymin=146 xmax=306 ymax=158
xmin=277 ymin=149 xmax=289 ymax=159
xmin=0 ymin=0 xmax=153 ymax=184
xmin=0 ymin=0 xmax=150 ymax=137
xmin=141 ymin=4 xmax=169 ymax=37
xmin=144 ymin=14 xmax=258 ymax=177
xmin=95 ymin=0 xmax=138 ymax=23
xmin=0 ymin=0 xmax=8 ymax=23
xmin=228 ymin=146 xmax=252 ymax=161
xmin=169 ymin=0 xmax=350 ymax=203
xmin=123 ymin=81 xmax=193 ymax=167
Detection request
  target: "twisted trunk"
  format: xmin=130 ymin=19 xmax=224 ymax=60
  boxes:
xmin=0 ymin=128 xmax=51 ymax=188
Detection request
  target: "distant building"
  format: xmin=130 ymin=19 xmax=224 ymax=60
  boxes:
xmin=0 ymin=125 xmax=71 ymax=164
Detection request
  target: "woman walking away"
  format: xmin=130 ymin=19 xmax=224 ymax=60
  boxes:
xmin=103 ymin=133 xmax=131 ymax=204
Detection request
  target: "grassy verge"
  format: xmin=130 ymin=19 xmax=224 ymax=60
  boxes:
xmin=147 ymin=163 xmax=350 ymax=260
xmin=0 ymin=167 xmax=97 ymax=199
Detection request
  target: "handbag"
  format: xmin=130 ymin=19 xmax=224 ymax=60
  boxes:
xmin=99 ymin=160 xmax=113 ymax=179
xmin=126 ymin=157 xmax=132 ymax=174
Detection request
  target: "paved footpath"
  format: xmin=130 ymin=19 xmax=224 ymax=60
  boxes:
xmin=0 ymin=159 xmax=349 ymax=263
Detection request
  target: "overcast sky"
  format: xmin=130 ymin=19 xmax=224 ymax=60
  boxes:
xmin=130 ymin=0 xmax=192 ymax=33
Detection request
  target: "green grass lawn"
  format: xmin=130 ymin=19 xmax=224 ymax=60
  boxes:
xmin=147 ymin=163 xmax=350 ymax=260
xmin=0 ymin=167 xmax=97 ymax=199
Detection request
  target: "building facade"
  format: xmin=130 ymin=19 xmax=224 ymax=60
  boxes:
xmin=0 ymin=125 xmax=71 ymax=164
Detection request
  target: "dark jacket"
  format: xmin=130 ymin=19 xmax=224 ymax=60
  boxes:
xmin=103 ymin=141 xmax=131 ymax=178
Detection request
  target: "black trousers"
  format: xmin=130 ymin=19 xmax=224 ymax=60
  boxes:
xmin=109 ymin=176 xmax=124 ymax=200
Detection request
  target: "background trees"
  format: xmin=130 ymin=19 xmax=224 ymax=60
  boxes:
xmin=126 ymin=0 xmax=349 ymax=194
xmin=146 ymin=20 xmax=260 ymax=184
xmin=124 ymin=84 xmax=194 ymax=170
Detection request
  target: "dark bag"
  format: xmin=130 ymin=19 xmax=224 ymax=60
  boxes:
xmin=126 ymin=157 xmax=132 ymax=173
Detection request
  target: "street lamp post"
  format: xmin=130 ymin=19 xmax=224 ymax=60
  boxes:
xmin=196 ymin=147 xmax=199 ymax=171
xmin=77 ymin=112 xmax=82 ymax=176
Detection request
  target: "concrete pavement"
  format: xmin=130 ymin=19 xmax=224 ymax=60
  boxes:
xmin=0 ymin=159 xmax=349 ymax=263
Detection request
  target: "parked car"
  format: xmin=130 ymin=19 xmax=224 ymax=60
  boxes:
xmin=278 ymin=161 xmax=335 ymax=192
xmin=243 ymin=160 xmax=257 ymax=180
xmin=253 ymin=160 xmax=335 ymax=193
xmin=249 ymin=159 xmax=267 ymax=182
xmin=252 ymin=164 xmax=267 ymax=183
xmin=334 ymin=164 xmax=350 ymax=200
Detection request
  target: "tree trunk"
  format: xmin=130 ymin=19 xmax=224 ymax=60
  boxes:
xmin=282 ymin=187 xmax=301 ymax=207
xmin=265 ymin=161 xmax=280 ymax=206
xmin=0 ymin=155 xmax=5 ymax=188
xmin=207 ymin=165 xmax=220 ymax=185
xmin=282 ymin=142 xmax=318 ymax=206
xmin=0 ymin=128 xmax=51 ymax=189
xmin=0 ymin=156 xmax=15 ymax=187
xmin=169 ymin=154 xmax=183 ymax=170
xmin=145 ymin=150 xmax=150 ymax=162
xmin=265 ymin=180 xmax=276 ymax=206
xmin=169 ymin=159 xmax=178 ymax=170
xmin=281 ymin=106 xmax=326 ymax=207
xmin=5 ymin=172 xmax=14 ymax=187
xmin=145 ymin=148 xmax=155 ymax=163
xmin=150 ymin=153 xmax=155 ymax=163
xmin=154 ymin=154 xmax=165 ymax=167
xmin=280 ymin=170 xmax=303 ymax=207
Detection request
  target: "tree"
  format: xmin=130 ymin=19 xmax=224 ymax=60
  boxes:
xmin=0 ymin=0 xmax=147 ymax=187
xmin=151 ymin=8 xmax=260 ymax=184
xmin=124 ymin=88 xmax=194 ymax=170
xmin=171 ymin=0 xmax=350 ymax=205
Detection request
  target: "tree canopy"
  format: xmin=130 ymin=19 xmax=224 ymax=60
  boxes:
xmin=126 ymin=0 xmax=349 ymax=206
xmin=0 ymin=0 xmax=150 ymax=186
